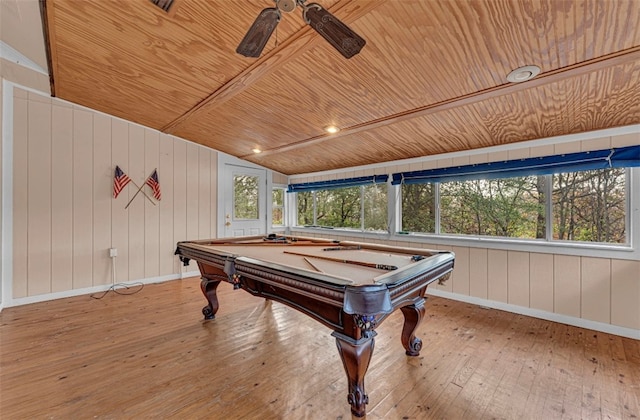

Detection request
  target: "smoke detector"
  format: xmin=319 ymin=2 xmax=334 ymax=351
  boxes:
xmin=506 ymin=65 xmax=541 ymax=83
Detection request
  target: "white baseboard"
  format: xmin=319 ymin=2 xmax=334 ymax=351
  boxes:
xmin=426 ymin=288 xmax=640 ymax=340
xmin=181 ymin=270 xmax=201 ymax=279
xmin=3 ymin=271 xmax=637 ymax=340
xmin=4 ymin=272 xmax=200 ymax=308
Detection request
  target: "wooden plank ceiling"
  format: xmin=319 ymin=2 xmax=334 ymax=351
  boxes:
xmin=43 ymin=0 xmax=640 ymax=175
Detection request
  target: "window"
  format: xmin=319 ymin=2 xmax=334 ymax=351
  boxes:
xmin=317 ymin=188 xmax=361 ymax=228
xmin=399 ymin=168 xmax=629 ymax=245
xmin=233 ymin=174 xmax=259 ymax=220
xmin=295 ymin=184 xmax=388 ymax=232
xmin=272 ymin=187 xmax=285 ymax=226
xmin=297 ymin=191 xmax=314 ymax=226
xmin=552 ymin=168 xmax=626 ymax=243
xmin=363 ymin=183 xmax=388 ymax=231
xmin=439 ymin=176 xmax=545 ymax=239
xmin=401 ymin=183 xmax=435 ymax=233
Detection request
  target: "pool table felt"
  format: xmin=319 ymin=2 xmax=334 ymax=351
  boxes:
xmin=195 ymin=243 xmax=421 ymax=286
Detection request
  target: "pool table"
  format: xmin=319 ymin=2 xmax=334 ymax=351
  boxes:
xmin=175 ymin=234 xmax=455 ymax=417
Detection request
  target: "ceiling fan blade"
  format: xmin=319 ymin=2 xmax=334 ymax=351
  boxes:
xmin=303 ymin=3 xmax=366 ymax=59
xmin=236 ymin=7 xmax=281 ymax=58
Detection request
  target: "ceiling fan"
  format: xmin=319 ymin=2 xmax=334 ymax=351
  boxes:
xmin=236 ymin=0 xmax=366 ymax=59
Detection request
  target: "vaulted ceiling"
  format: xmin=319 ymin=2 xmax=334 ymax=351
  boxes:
xmin=42 ymin=0 xmax=640 ymax=175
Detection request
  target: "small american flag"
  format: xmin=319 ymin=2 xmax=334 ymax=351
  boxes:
xmin=146 ymin=169 xmax=161 ymax=200
xmin=113 ymin=166 xmax=131 ymax=198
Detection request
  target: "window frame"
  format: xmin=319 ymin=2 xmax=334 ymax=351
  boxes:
xmin=292 ymin=167 xmax=639 ymax=261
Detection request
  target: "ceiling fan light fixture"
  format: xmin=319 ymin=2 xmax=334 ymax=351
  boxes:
xmin=252 ymin=148 xmax=262 ymax=154
xmin=506 ymin=65 xmax=541 ymax=83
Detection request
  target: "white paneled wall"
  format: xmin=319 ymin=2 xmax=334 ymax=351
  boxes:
xmin=2 ymin=81 xmax=638 ymax=339
xmin=9 ymin=87 xmax=217 ymax=300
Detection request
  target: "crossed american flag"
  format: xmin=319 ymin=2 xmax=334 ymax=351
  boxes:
xmin=113 ymin=166 xmax=161 ymax=207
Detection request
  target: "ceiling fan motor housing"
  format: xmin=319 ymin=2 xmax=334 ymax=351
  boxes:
xmin=276 ymin=0 xmax=297 ymax=13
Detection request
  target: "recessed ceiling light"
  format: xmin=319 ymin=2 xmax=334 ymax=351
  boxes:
xmin=252 ymin=148 xmax=262 ymax=154
xmin=506 ymin=65 xmax=541 ymax=83
xmin=324 ymin=125 xmax=340 ymax=134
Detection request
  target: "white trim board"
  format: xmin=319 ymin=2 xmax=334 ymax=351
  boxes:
xmin=4 ymin=272 xmax=200 ymax=308
xmin=0 ymin=41 xmax=47 ymax=75
xmin=426 ymin=288 xmax=640 ymax=341
xmin=1 ymin=78 xmax=15 ymax=312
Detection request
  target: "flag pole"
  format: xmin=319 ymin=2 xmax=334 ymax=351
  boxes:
xmin=124 ymin=175 xmax=157 ymax=209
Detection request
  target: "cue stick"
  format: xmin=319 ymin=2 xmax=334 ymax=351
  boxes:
xmin=283 ymin=250 xmax=398 ymax=271
xmin=303 ymin=257 xmax=324 ymax=272
xmin=232 ymin=241 xmax=330 ymax=246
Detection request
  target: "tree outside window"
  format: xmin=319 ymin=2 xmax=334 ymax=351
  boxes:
xmin=439 ymin=177 xmax=544 ymax=239
xmin=401 ymin=183 xmax=435 ymax=233
xmin=364 ymin=184 xmax=388 ymax=231
xmin=234 ymin=174 xmax=259 ymax=220
xmin=295 ymin=184 xmax=388 ymax=231
xmin=297 ymin=191 xmax=314 ymax=226
xmin=272 ymin=188 xmax=285 ymax=226
xmin=553 ymin=168 xmax=626 ymax=243
xmin=316 ymin=188 xmax=361 ymax=228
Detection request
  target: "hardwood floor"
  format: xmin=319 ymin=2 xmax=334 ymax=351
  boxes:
xmin=1 ymin=278 xmax=638 ymax=419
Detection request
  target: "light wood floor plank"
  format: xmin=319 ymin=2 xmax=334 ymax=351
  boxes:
xmin=1 ymin=278 xmax=638 ymax=419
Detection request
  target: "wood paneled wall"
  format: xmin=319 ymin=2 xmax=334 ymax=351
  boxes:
xmin=9 ymin=87 xmax=217 ymax=300
xmin=290 ymin=132 xmax=640 ymax=336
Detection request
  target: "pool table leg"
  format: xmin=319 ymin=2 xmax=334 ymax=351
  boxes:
xmin=200 ymin=277 xmax=221 ymax=320
xmin=332 ymin=332 xmax=375 ymax=418
xmin=400 ymin=297 xmax=426 ymax=356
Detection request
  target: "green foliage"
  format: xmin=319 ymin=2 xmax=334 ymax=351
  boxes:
xmin=234 ymin=175 xmax=259 ymax=219
xmin=316 ymin=188 xmax=361 ymax=228
xmin=439 ymin=177 xmax=543 ymax=238
xmin=272 ymin=188 xmax=284 ymax=226
xmin=295 ymin=184 xmax=388 ymax=231
xmin=272 ymin=208 xmax=283 ymax=225
xmin=553 ymin=169 xmax=625 ymax=243
xmin=364 ymin=184 xmax=388 ymax=231
xmin=297 ymin=191 xmax=314 ymax=225
xmin=401 ymin=184 xmax=435 ymax=233
xmin=272 ymin=188 xmax=284 ymax=206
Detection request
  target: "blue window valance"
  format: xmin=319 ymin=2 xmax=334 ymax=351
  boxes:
xmin=391 ymin=145 xmax=640 ymax=185
xmin=288 ymin=174 xmax=389 ymax=193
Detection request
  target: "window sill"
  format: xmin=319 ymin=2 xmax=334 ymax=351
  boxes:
xmin=290 ymin=226 xmax=638 ymax=261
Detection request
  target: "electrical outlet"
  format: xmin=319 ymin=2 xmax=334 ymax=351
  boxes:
xmin=109 ymin=248 xmax=118 ymax=258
